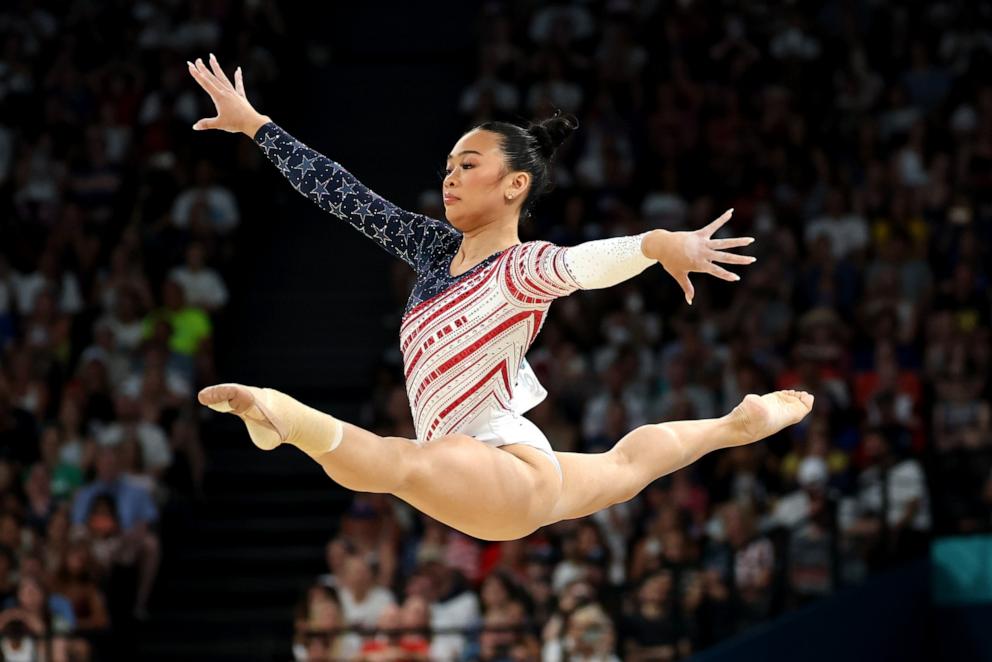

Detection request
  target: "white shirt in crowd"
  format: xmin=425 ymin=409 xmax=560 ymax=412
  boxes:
xmin=13 ymin=270 xmax=83 ymax=315
xmin=843 ymin=459 xmax=932 ymax=532
xmin=338 ymin=585 xmax=395 ymax=629
xmin=96 ymin=421 xmax=173 ymax=472
xmin=430 ymin=590 xmax=480 ymax=661
xmin=168 ymin=265 xmax=229 ymax=310
xmin=804 ymin=213 xmax=870 ymax=260
xmin=171 ymin=185 xmax=240 ymax=234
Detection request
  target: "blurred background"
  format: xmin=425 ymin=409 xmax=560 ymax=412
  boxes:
xmin=0 ymin=0 xmax=991 ymax=660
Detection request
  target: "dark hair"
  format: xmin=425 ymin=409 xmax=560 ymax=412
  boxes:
xmin=475 ymin=110 xmax=579 ymax=220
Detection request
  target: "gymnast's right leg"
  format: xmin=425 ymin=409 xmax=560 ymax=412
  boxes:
xmin=197 ymin=384 xmax=560 ymax=541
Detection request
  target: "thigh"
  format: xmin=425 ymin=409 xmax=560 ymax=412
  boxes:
xmin=395 ymin=435 xmax=562 ymax=541
xmin=545 ymin=449 xmax=637 ymax=524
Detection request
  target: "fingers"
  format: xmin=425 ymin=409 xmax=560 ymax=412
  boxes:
xmin=705 ymin=263 xmax=741 ymax=282
xmin=234 ymin=66 xmax=246 ymax=98
xmin=673 ymin=271 xmax=695 ymax=305
xmin=208 ymin=52 xmax=236 ymax=92
xmin=192 ymin=116 xmax=221 ymax=131
xmin=192 ymin=57 xmax=228 ymax=97
xmin=709 ymin=250 xmax=756 ymax=266
xmin=709 ymin=236 xmax=754 ymax=250
xmin=701 ymin=208 xmax=734 ymax=236
xmin=187 ymin=59 xmax=226 ymax=101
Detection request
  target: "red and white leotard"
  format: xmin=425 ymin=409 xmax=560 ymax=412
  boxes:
xmin=255 ymin=122 xmax=657 ymax=474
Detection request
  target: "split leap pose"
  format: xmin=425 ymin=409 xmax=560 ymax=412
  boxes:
xmin=187 ymin=55 xmax=813 ymax=541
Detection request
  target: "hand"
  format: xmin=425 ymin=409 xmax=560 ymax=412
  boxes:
xmin=643 ymin=209 xmax=755 ymax=305
xmin=186 ymin=53 xmax=270 ymax=137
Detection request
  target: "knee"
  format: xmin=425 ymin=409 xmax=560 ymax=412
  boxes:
xmin=613 ymin=424 xmax=682 ymax=501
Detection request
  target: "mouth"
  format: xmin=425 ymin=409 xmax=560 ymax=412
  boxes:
xmin=443 ymin=193 xmax=460 ymax=204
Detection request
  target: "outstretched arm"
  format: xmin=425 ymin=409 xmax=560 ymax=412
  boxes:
xmin=252 ymin=121 xmax=457 ymax=268
xmin=510 ymin=210 xmax=754 ymax=304
xmin=186 ymin=54 xmax=457 ymax=270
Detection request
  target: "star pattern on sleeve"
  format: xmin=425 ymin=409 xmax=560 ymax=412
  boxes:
xmin=310 ymin=178 xmax=330 ymax=203
xmin=253 ymin=121 xmax=461 ymax=275
xmin=294 ymin=154 xmax=317 ymax=178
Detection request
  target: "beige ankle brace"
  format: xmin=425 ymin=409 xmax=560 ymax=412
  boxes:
xmin=208 ymin=386 xmax=344 ymax=457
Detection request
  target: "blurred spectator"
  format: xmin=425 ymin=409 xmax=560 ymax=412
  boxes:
xmin=70 ymin=446 xmax=160 ymax=620
xmin=167 ymin=240 xmax=229 ymax=312
xmin=337 ymin=555 xmax=396 ymax=633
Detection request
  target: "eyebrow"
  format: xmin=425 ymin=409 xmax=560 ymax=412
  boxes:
xmin=446 ymin=150 xmax=483 ymax=160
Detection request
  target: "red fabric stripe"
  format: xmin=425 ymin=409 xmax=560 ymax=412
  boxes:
xmin=401 ymin=262 xmax=502 ymax=356
xmin=414 ymin=308 xmax=539 ymax=407
xmin=401 ymin=253 xmax=506 ymax=331
xmin=437 ymin=359 xmax=510 ymax=422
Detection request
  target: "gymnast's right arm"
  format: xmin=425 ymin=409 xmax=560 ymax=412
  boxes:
xmin=185 ymin=54 xmax=456 ymax=269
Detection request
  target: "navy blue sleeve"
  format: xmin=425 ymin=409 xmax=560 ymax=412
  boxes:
xmin=254 ymin=122 xmax=459 ymax=271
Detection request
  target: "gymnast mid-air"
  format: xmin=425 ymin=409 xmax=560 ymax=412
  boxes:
xmin=187 ymin=54 xmax=813 ymax=541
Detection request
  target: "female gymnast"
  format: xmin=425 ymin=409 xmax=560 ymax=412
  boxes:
xmin=186 ymin=55 xmax=813 ymax=541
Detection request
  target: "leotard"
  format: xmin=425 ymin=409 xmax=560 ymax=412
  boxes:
xmin=255 ymin=122 xmax=656 ymax=474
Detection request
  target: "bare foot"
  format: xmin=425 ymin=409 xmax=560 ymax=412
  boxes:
xmin=730 ymin=390 xmax=814 ymax=445
xmin=198 ymin=383 xmax=288 ymax=450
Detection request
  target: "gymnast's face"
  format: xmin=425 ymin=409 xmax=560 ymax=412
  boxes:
xmin=442 ymin=129 xmax=529 ymax=231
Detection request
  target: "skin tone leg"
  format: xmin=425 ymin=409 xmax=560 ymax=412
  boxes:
xmin=316 ymin=423 xmax=562 ymax=541
xmin=200 ymin=386 xmax=810 ymax=539
xmin=199 ymin=385 xmax=561 ymax=541
xmin=545 ymin=390 xmax=814 ymax=523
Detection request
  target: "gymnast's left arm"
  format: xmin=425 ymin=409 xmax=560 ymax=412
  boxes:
xmin=516 ymin=209 xmax=755 ymax=305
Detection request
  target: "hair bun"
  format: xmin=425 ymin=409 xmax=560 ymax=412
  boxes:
xmin=528 ymin=111 xmax=579 ymax=159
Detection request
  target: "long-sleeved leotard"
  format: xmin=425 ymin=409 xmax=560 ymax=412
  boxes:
xmin=255 ymin=122 xmax=656 ymax=443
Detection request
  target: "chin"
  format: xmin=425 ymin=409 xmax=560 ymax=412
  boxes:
xmin=444 ymin=208 xmax=470 ymax=231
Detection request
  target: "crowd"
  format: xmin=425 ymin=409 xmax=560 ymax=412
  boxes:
xmin=0 ymin=0 xmax=291 ymax=659
xmin=1 ymin=0 xmax=990 ymax=660
xmin=290 ymin=1 xmax=992 ymax=661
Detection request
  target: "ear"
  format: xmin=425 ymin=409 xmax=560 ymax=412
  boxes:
xmin=505 ymin=171 xmax=530 ymax=200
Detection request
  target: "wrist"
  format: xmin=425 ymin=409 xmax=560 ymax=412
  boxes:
xmin=243 ymin=113 xmax=272 ymax=139
xmin=641 ymin=229 xmax=675 ymax=263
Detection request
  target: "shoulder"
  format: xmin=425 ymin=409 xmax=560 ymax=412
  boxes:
xmin=505 ymin=240 xmax=563 ymax=263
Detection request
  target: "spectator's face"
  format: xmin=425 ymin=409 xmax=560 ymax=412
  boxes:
xmin=404 ymin=573 xmax=434 ymax=601
xmin=400 ymin=595 xmax=429 ymax=628
xmin=46 ymin=507 xmax=69 ymax=542
xmin=863 ymin=432 xmax=887 ymax=461
xmin=342 ymin=557 xmax=373 ymax=593
xmin=17 ymin=577 xmax=44 ymax=613
xmin=25 ymin=465 xmax=49 ymax=498
xmin=375 ymin=603 xmax=401 ymax=631
xmin=0 ymin=514 xmax=19 ymax=548
xmin=567 ymin=607 xmax=612 ymax=655
xmin=481 ymin=575 xmax=510 ymax=609
xmin=66 ymin=544 xmax=89 ymax=576
xmin=325 ymin=539 xmax=348 ymax=574
xmin=560 ymin=580 xmax=593 ymax=611
xmin=96 ymin=448 xmax=120 ymax=482
xmin=442 ymin=129 xmax=527 ymax=232
xmin=40 ymin=427 xmax=61 ymax=463
xmin=661 ymin=531 xmax=686 ymax=563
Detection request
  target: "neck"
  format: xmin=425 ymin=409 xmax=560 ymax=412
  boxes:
xmin=456 ymin=217 xmax=520 ymax=265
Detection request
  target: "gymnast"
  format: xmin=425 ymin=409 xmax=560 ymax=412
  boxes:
xmin=186 ymin=54 xmax=813 ymax=541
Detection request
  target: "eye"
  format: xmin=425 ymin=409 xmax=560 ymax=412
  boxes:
xmin=443 ymin=164 xmax=474 ymax=176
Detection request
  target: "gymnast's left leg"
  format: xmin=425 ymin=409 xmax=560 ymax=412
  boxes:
xmin=197 ymin=383 xmax=561 ymax=540
xmin=545 ymin=390 xmax=814 ymax=523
